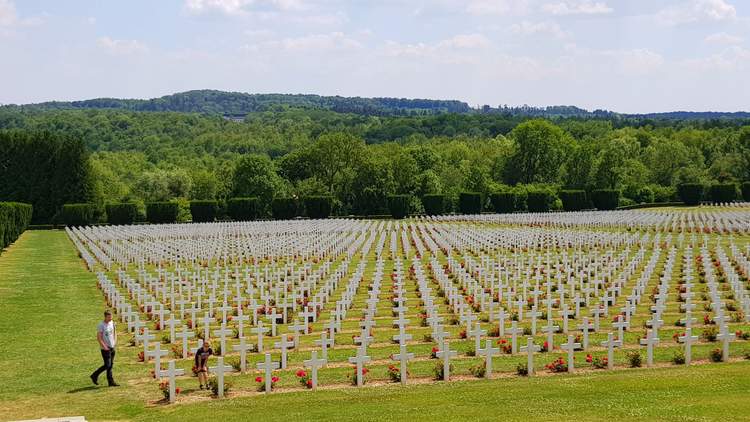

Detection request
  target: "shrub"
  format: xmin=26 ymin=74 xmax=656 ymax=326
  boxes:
xmin=626 ymin=350 xmax=642 ymax=368
xmin=634 ymin=186 xmax=655 ymax=204
xmin=146 ymin=202 xmax=179 ymax=224
xmin=516 ymin=362 xmax=528 ymax=376
xmin=742 ymin=182 xmax=750 ymax=202
xmin=433 ymin=361 xmax=453 ymax=381
xmin=709 ymin=348 xmax=723 ymax=363
xmin=677 ymin=183 xmax=703 ymax=205
xmin=61 ymin=203 xmax=98 ymax=226
xmin=208 ymin=376 xmax=232 ymax=396
xmin=189 ymin=200 xmax=218 ymax=223
xmin=708 ymin=183 xmax=737 ymax=204
xmin=304 ymin=196 xmax=333 ymax=219
xmin=387 ymin=195 xmax=410 ymax=219
xmin=458 ymin=192 xmax=482 ymax=214
xmin=490 ymin=192 xmax=517 ymax=213
xmin=591 ymin=189 xmax=619 ymax=210
xmin=226 ymin=197 xmax=259 ymax=221
xmin=469 ymin=362 xmax=486 ymax=378
xmin=559 ymin=190 xmax=588 ymax=211
xmin=672 ymin=351 xmax=686 ymax=365
xmin=0 ymin=202 xmax=33 ymax=250
xmin=702 ymin=326 xmax=718 ymax=342
xmin=651 ymin=185 xmax=676 ymax=203
xmin=527 ymin=190 xmax=554 ymax=212
xmin=422 ymin=194 xmax=445 ymax=215
xmin=271 ymin=197 xmax=298 ymax=220
xmin=105 ymin=203 xmax=138 ymax=225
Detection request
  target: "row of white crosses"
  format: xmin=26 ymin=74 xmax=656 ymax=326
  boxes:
xmin=69 ymin=208 xmax=750 ymax=398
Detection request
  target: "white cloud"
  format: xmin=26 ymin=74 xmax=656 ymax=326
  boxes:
xmin=465 ymin=0 xmax=531 ymax=16
xmin=704 ymin=32 xmax=743 ymax=45
xmin=656 ymin=0 xmax=737 ymax=26
xmin=542 ymin=1 xmax=612 ymax=15
xmin=682 ymin=46 xmax=750 ymax=71
xmin=509 ymin=21 xmax=569 ymax=38
xmin=185 ymin=0 xmax=311 ymax=16
xmin=97 ymin=37 xmax=149 ymax=55
xmin=0 ymin=0 xmax=17 ymax=26
xmin=437 ymin=33 xmax=491 ymax=49
xmin=242 ymin=31 xmax=362 ymax=53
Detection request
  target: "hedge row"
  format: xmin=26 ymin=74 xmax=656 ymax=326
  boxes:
xmin=190 ymin=200 xmax=218 ymax=223
xmin=677 ymin=182 xmax=741 ymax=205
xmin=61 ymin=203 xmax=99 ymax=226
xmin=422 ymin=194 xmax=445 ymax=216
xmin=106 ymin=203 xmax=138 ymax=225
xmin=388 ymin=195 xmax=410 ymax=219
xmin=0 ymin=202 xmax=33 ymax=250
xmin=591 ymin=189 xmax=619 ymax=210
xmin=559 ymin=190 xmax=588 ymax=211
xmin=146 ymin=202 xmax=180 ymax=224
xmin=305 ymin=196 xmax=333 ymax=219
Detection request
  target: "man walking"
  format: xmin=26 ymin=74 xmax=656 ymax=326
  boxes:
xmin=91 ymin=309 xmax=119 ymax=386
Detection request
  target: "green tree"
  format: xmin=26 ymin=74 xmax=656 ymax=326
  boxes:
xmin=505 ymin=120 xmax=572 ymax=184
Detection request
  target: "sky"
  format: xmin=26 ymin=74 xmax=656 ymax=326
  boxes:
xmin=0 ymin=0 xmax=748 ymax=113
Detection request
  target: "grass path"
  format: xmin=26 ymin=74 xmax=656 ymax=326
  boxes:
xmin=2 ymin=231 xmax=750 ymax=421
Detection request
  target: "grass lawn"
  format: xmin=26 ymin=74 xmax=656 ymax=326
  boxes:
xmin=2 ymin=230 xmax=750 ymax=421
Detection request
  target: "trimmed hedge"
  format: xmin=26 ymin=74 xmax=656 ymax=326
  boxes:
xmin=677 ymin=183 xmax=703 ymax=206
xmin=271 ymin=198 xmax=298 ymax=220
xmin=146 ymin=202 xmax=179 ymax=224
xmin=304 ymin=196 xmax=333 ymax=219
xmin=527 ymin=191 xmax=554 ymax=212
xmin=743 ymin=182 xmax=750 ymax=202
xmin=388 ymin=195 xmax=410 ymax=219
xmin=490 ymin=192 xmax=516 ymax=213
xmin=458 ymin=192 xmax=482 ymax=215
xmin=591 ymin=189 xmax=619 ymax=210
xmin=0 ymin=202 xmax=33 ymax=250
xmin=422 ymin=194 xmax=445 ymax=216
xmin=559 ymin=190 xmax=588 ymax=211
xmin=708 ymin=183 xmax=737 ymax=204
xmin=106 ymin=203 xmax=138 ymax=225
xmin=190 ymin=200 xmax=218 ymax=223
xmin=61 ymin=203 xmax=98 ymax=226
xmin=227 ymin=197 xmax=259 ymax=221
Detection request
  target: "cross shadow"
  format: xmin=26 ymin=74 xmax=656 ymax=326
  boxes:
xmin=67 ymin=385 xmax=100 ymax=393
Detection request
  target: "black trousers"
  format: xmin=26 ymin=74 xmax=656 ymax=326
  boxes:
xmin=92 ymin=348 xmax=116 ymax=385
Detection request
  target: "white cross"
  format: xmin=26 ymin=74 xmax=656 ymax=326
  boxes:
xmin=600 ymin=332 xmax=621 ymax=370
xmin=639 ymin=329 xmax=659 ymax=367
xmin=560 ymin=334 xmax=581 ymax=372
xmin=507 ymin=320 xmax=523 ymax=354
xmin=209 ymin=356 xmax=234 ymax=398
xmin=213 ymin=324 xmax=233 ymax=356
xmin=468 ymin=322 xmax=487 ymax=355
xmin=158 ymin=360 xmax=185 ymax=403
xmin=303 ymin=350 xmax=327 ymax=390
xmin=477 ymin=338 xmax=500 ymax=378
xmin=716 ymin=325 xmax=733 ymax=362
xmin=435 ymin=337 xmax=457 ymax=381
xmin=612 ymin=316 xmax=628 ymax=343
xmin=577 ymin=317 xmax=593 ymax=350
xmin=392 ymin=344 xmax=415 ymax=384
xmin=348 ymin=346 xmax=371 ymax=387
xmin=202 ymin=312 xmax=213 ymax=343
xmin=164 ymin=316 xmax=181 ymax=343
xmin=559 ymin=305 xmax=574 ymax=333
xmin=541 ymin=319 xmax=559 ymax=351
xmin=146 ymin=342 xmax=168 ymax=377
xmin=267 ymin=308 xmax=280 ymax=336
xmin=288 ymin=321 xmax=305 ymax=349
xmin=314 ymin=331 xmax=334 ymax=361
xmin=256 ymin=352 xmax=280 ymax=393
xmin=274 ymin=335 xmax=294 ymax=369
xmin=231 ymin=336 xmax=254 ymax=372
xmin=678 ymin=328 xmax=699 ymax=365
xmin=519 ymin=336 xmax=541 ymax=376
xmin=179 ymin=325 xmax=195 ymax=358
xmin=252 ymin=321 xmax=269 ymax=353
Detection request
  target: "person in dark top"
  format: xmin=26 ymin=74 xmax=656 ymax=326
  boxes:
xmin=194 ymin=340 xmax=213 ymax=390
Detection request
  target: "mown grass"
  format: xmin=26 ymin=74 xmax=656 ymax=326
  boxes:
xmin=2 ymin=230 xmax=750 ymax=421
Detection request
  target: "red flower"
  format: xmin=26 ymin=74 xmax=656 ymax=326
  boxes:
xmin=586 ymin=354 xmax=593 ymax=363
xmin=306 ymin=379 xmax=313 ymax=387
xmin=271 ymin=376 xmax=279 ymax=383
xmin=432 ymin=347 xmax=439 ymax=353
xmin=255 ymin=376 xmax=263 ymax=383
xmin=175 ymin=387 xmax=181 ymax=394
xmin=296 ymin=370 xmax=306 ymax=378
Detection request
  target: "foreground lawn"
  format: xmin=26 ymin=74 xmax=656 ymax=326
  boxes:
xmin=1 ymin=230 xmax=750 ymax=421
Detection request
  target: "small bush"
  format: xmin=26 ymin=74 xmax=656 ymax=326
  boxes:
xmin=527 ymin=190 xmax=554 ymax=212
xmin=105 ymin=203 xmax=138 ymax=225
xmin=516 ymin=362 xmax=528 ymax=376
xmin=304 ymin=196 xmax=333 ymax=219
xmin=146 ymin=202 xmax=179 ymax=224
xmin=591 ymin=189 xmax=619 ymax=210
xmin=387 ymin=195 xmax=411 ymax=219
xmin=559 ymin=190 xmax=588 ymax=211
xmin=490 ymin=192 xmax=517 ymax=213
xmin=433 ymin=361 xmax=453 ymax=381
xmin=633 ymin=186 xmax=655 ymax=204
xmin=626 ymin=350 xmax=642 ymax=368
xmin=702 ymin=326 xmax=718 ymax=342
xmin=708 ymin=183 xmax=737 ymax=204
xmin=0 ymin=202 xmax=33 ymax=250
xmin=190 ymin=200 xmax=218 ymax=223
xmin=709 ymin=348 xmax=723 ymax=363
xmin=61 ymin=203 xmax=98 ymax=226
xmin=422 ymin=194 xmax=445 ymax=215
xmin=207 ymin=376 xmax=232 ymax=396
xmin=469 ymin=361 xmax=486 ymax=378
xmin=458 ymin=192 xmax=482 ymax=214
xmin=226 ymin=197 xmax=259 ymax=221
xmin=677 ymin=183 xmax=703 ymax=205
xmin=672 ymin=351 xmax=686 ymax=365
xmin=271 ymin=197 xmax=298 ymax=220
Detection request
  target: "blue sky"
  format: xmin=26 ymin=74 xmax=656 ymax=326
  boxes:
xmin=1 ymin=0 xmax=748 ymax=113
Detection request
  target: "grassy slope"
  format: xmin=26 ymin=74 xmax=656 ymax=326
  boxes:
xmin=1 ymin=231 xmax=750 ymax=421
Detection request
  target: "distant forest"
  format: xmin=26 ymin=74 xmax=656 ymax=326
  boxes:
xmin=1 ymin=90 xmax=749 ymax=222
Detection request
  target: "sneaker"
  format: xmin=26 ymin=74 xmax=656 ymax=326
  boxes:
xmin=108 ymin=382 xmax=120 ymax=387
xmin=199 ymin=384 xmax=204 ymax=390
xmin=90 ymin=374 xmax=99 ymax=385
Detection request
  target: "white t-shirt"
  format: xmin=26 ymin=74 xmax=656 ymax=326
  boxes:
xmin=97 ymin=320 xmax=116 ymax=349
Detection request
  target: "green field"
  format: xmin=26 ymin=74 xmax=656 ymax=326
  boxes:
xmin=2 ymin=230 xmax=750 ymax=421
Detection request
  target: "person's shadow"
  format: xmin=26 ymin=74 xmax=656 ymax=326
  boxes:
xmin=67 ymin=385 xmax=100 ymax=393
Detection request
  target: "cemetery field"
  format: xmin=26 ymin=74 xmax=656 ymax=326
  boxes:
xmin=4 ymin=207 xmax=750 ymax=421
